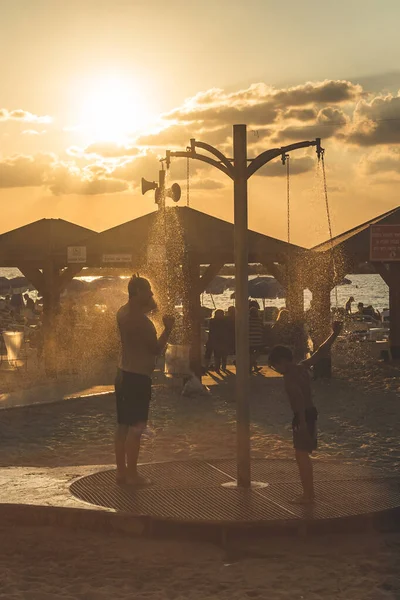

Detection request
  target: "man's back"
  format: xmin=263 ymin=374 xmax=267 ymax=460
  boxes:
xmin=117 ymin=303 xmax=158 ymax=377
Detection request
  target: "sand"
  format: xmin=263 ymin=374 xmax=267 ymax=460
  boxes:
xmin=0 ymin=525 xmax=399 ymax=599
xmin=0 ymin=356 xmax=399 ymax=599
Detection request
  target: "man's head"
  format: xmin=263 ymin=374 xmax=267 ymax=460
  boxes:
xmin=128 ymin=275 xmax=157 ymax=313
xmin=214 ymin=309 xmax=224 ymax=320
xmin=358 ymin=302 xmax=364 ymax=310
xmin=268 ymin=345 xmax=293 ymax=374
xmin=24 ymin=294 xmax=29 ymax=301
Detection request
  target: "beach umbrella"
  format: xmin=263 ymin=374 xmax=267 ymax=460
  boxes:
xmin=0 ymin=277 xmax=11 ymax=294
xmin=205 ymin=276 xmax=232 ymax=295
xmin=230 ymin=277 xmax=285 ymax=300
xmin=66 ymin=279 xmax=89 ymax=293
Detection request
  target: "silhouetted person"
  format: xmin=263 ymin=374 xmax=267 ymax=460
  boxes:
xmin=268 ymin=321 xmax=343 ymax=504
xmin=24 ymin=294 xmax=35 ymax=312
xmin=345 ymin=296 xmax=355 ymax=315
xmin=10 ymin=293 xmax=24 ymax=314
xmin=115 ymin=275 xmax=174 ymax=485
xmin=249 ymin=306 xmax=264 ymax=372
xmin=205 ymin=309 xmax=229 ymax=371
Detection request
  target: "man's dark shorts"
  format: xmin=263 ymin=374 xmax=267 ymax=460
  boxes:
xmin=292 ymin=407 xmax=318 ymax=453
xmin=115 ymin=369 xmax=151 ymax=426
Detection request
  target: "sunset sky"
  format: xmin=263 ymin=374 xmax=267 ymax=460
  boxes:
xmin=2 ymin=0 xmax=400 ymax=246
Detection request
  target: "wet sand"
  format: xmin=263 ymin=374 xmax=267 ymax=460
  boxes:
xmin=1 ymin=365 xmax=399 ymax=471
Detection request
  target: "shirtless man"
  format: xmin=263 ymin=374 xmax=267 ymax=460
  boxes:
xmin=268 ymin=321 xmax=343 ymax=503
xmin=115 ymin=275 xmax=174 ymax=485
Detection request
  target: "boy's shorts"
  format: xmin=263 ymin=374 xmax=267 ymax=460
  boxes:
xmin=292 ymin=407 xmax=318 ymax=453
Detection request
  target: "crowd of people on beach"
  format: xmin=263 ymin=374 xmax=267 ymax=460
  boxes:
xmin=203 ymin=301 xmax=312 ymax=375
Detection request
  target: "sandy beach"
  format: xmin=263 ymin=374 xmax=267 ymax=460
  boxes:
xmin=1 ymin=524 xmax=399 ymax=600
xmin=0 ymin=355 xmax=399 ymax=599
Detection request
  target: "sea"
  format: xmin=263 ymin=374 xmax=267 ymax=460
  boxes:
xmin=0 ymin=268 xmax=389 ymax=313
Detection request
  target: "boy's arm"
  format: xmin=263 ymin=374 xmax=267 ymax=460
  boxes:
xmin=302 ymin=321 xmax=343 ymax=368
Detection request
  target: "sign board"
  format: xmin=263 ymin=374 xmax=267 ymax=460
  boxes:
xmin=102 ymin=253 xmax=132 ymax=264
xmin=67 ymin=246 xmax=87 ymax=264
xmin=370 ymin=225 xmax=400 ymax=261
xmin=147 ymin=244 xmax=167 ymax=264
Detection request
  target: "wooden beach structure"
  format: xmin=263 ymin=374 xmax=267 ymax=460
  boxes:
xmin=0 ymin=219 xmax=96 ymax=375
xmin=309 ymin=206 xmax=400 ymax=358
xmin=1 ymin=205 xmax=399 ymax=372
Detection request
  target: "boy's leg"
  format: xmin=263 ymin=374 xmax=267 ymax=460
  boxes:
xmin=295 ymin=449 xmax=314 ymax=501
xmin=214 ymin=352 xmax=221 ymax=371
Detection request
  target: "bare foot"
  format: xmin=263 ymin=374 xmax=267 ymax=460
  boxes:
xmin=116 ymin=472 xmax=127 ymax=485
xmin=126 ymin=473 xmax=152 ymax=487
xmin=290 ymin=494 xmax=315 ymax=505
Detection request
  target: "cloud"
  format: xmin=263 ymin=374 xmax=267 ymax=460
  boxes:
xmin=22 ymin=129 xmax=47 ymax=135
xmin=359 ymin=147 xmax=400 ymax=176
xmin=0 ymin=108 xmax=52 ymax=124
xmin=0 ymin=154 xmax=55 ymax=188
xmin=257 ymin=155 xmax=315 ymax=177
xmin=85 ymin=142 xmax=139 ymax=158
xmin=48 ymin=167 xmax=128 ymax=196
xmin=283 ymin=108 xmax=318 ymax=121
xmin=347 ymin=93 xmax=400 ymax=145
xmin=0 ymin=153 xmax=129 ymax=195
xmin=189 ymin=178 xmax=225 ymax=190
xmin=164 ymin=80 xmax=362 ymax=127
xmin=276 ymin=106 xmax=349 ymax=142
xmin=136 ymin=123 xmax=231 ymax=148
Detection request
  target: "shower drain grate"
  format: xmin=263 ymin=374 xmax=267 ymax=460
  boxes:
xmin=70 ymin=459 xmax=400 ymax=525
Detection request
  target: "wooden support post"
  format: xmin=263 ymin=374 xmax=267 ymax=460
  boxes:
xmin=389 ymin=263 xmax=400 ymax=359
xmin=182 ymin=252 xmax=203 ymax=379
xmin=42 ymin=262 xmax=61 ymax=377
xmin=373 ymin=262 xmax=400 ymax=359
xmin=286 ymin=261 xmax=304 ymax=322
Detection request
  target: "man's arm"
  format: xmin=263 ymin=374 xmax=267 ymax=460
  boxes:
xmin=302 ymin=321 xmax=343 ymax=368
xmin=155 ymin=315 xmax=175 ymax=355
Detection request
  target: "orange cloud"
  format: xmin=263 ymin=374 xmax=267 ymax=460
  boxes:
xmin=0 ymin=108 xmax=52 ymax=124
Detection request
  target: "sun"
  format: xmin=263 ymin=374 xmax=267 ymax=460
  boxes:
xmin=80 ymin=76 xmax=151 ymax=143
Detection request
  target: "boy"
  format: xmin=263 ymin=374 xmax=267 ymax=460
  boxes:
xmin=268 ymin=321 xmax=343 ymax=504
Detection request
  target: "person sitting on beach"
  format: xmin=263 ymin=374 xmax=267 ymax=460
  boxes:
xmin=115 ymin=275 xmax=175 ymax=486
xmin=204 ymin=309 xmax=229 ymax=372
xmin=345 ymin=296 xmax=355 ymax=315
xmin=268 ymin=321 xmax=343 ymax=504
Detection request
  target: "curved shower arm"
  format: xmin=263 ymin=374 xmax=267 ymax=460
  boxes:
xmin=247 ymin=140 xmax=318 ymax=178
